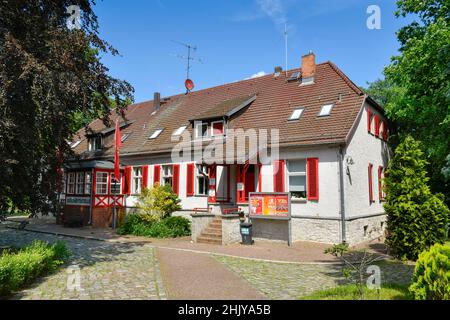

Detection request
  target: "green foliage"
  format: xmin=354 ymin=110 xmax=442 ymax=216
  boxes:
xmin=384 ymin=136 xmax=450 ymax=260
xmin=136 ymin=185 xmax=182 ymax=220
xmin=377 ymin=0 xmax=450 ymax=200
xmin=324 ymin=243 xmax=350 ymax=257
xmin=409 ymin=243 xmax=450 ymax=300
xmin=0 ymin=240 xmax=70 ymax=296
xmin=0 ymin=1 xmax=134 ymax=216
xmin=117 ymin=215 xmax=191 ymax=238
xmin=301 ymin=283 xmax=411 ymax=300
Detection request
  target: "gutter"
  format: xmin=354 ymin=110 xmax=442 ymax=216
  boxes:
xmin=338 ymin=145 xmax=347 ymax=243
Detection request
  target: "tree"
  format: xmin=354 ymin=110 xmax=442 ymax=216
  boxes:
xmin=0 ymin=1 xmax=134 ymax=216
xmin=384 ymin=136 xmax=449 ymax=261
xmin=381 ymin=0 xmax=450 ymax=200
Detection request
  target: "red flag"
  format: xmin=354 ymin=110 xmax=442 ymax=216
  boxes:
xmin=114 ymin=119 xmax=121 ymax=182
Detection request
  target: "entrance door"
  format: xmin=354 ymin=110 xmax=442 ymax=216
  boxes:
xmin=244 ymin=165 xmax=256 ymax=200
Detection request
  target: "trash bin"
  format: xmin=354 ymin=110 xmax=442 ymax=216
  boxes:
xmin=240 ymin=222 xmax=254 ymax=245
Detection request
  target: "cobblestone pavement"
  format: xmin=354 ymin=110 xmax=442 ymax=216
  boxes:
xmin=0 ymin=228 xmax=166 ymax=300
xmin=214 ymin=255 xmax=414 ymax=300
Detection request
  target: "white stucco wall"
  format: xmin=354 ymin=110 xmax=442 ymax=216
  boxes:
xmin=344 ymin=101 xmax=390 ymax=218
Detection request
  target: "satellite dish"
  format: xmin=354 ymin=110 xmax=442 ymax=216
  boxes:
xmin=185 ymin=79 xmax=194 ymax=92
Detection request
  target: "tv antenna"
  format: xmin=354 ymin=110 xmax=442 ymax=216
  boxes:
xmin=284 ymin=23 xmax=288 ymax=77
xmin=171 ymin=40 xmax=203 ymax=93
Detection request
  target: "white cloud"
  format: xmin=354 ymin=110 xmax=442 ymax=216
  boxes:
xmin=245 ymin=71 xmax=267 ymax=80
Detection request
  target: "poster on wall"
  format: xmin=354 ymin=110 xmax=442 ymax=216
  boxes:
xmin=248 ymin=192 xmax=291 ymax=220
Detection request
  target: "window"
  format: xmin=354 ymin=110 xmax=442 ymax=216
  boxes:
xmin=110 ymin=173 xmax=122 ymax=194
xmin=289 ymin=108 xmax=304 ymax=121
xmin=195 ymin=122 xmax=209 ymax=138
xmin=67 ymin=173 xmax=75 ymax=194
xmin=132 ymin=167 xmax=143 ymax=194
xmin=318 ymin=104 xmax=333 ymax=116
xmin=96 ymin=172 xmax=108 ymax=195
xmin=196 ymin=164 xmax=209 ymax=195
xmin=212 ymin=121 xmax=224 ymax=136
xmin=149 ymin=129 xmax=163 ymax=139
xmin=287 ymin=160 xmax=307 ymax=199
xmin=76 ymin=172 xmax=84 ymax=194
xmin=121 ymin=133 xmax=130 ymax=142
xmin=173 ymin=126 xmax=187 ymax=136
xmin=162 ymin=165 xmax=173 ymax=187
xmin=88 ymin=136 xmax=102 ymax=151
xmin=85 ymin=172 xmax=92 ymax=195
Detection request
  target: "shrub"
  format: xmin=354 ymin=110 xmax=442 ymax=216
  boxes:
xmin=117 ymin=214 xmax=190 ymax=238
xmin=0 ymin=240 xmax=70 ymax=296
xmin=409 ymin=243 xmax=450 ymax=300
xmin=384 ymin=136 xmax=450 ymax=260
xmin=136 ymin=184 xmax=181 ymax=221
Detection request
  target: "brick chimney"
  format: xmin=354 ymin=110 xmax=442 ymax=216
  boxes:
xmin=301 ymin=51 xmax=316 ymax=80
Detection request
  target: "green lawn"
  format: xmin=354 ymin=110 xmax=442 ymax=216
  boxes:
xmin=301 ymin=283 xmax=412 ymax=300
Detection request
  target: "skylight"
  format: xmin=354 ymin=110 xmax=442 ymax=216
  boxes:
xmin=121 ymin=133 xmax=130 ymax=142
xmin=319 ymin=104 xmax=334 ymax=116
xmin=289 ymin=108 xmax=304 ymax=121
xmin=71 ymin=140 xmax=81 ymax=149
xmin=149 ymin=129 xmax=163 ymax=139
xmin=173 ymin=126 xmax=187 ymax=136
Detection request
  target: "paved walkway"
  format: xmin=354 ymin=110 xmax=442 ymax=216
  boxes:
xmin=0 ymin=228 xmax=166 ymax=300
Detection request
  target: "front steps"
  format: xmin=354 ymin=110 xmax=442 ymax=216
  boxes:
xmin=197 ymin=217 xmax=222 ymax=245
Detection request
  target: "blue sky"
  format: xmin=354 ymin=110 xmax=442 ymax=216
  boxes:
xmin=94 ymin=0 xmax=413 ymax=103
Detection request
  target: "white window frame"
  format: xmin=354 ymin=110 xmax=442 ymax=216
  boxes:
xmin=287 ymin=159 xmax=307 ymax=200
xmin=88 ymin=136 xmax=102 ymax=151
xmin=96 ymin=172 xmax=109 ymax=195
xmin=67 ymin=173 xmax=75 ymax=194
xmin=318 ymin=104 xmax=334 ymax=117
xmin=195 ymin=164 xmax=209 ymax=196
xmin=211 ymin=120 xmax=225 ymax=136
xmin=132 ymin=167 xmax=143 ymax=194
xmin=162 ymin=165 xmax=173 ymax=187
xmin=110 ymin=173 xmax=122 ymax=195
xmin=76 ymin=172 xmax=85 ymax=195
xmin=195 ymin=122 xmax=210 ymax=139
xmin=85 ymin=172 xmax=92 ymax=195
xmin=289 ymin=108 xmax=304 ymax=121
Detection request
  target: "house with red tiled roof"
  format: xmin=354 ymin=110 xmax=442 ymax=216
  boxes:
xmin=62 ymin=52 xmax=390 ymax=245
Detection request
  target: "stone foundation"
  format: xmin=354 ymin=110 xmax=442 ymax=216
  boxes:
xmin=221 ymin=215 xmax=241 ymax=244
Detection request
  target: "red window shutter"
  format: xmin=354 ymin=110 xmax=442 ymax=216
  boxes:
xmin=123 ymin=166 xmax=132 ymax=195
xmin=258 ymin=164 xmax=262 ymax=192
xmin=273 ymin=160 xmax=285 ymax=192
xmin=172 ymin=164 xmax=180 ymax=195
xmin=153 ymin=165 xmax=161 ymax=186
xmin=368 ymin=163 xmax=373 ymax=203
xmin=208 ymin=165 xmax=217 ymax=203
xmin=142 ymin=165 xmax=149 ymax=189
xmin=378 ymin=166 xmax=383 ymax=201
xmin=374 ymin=115 xmax=380 ymax=137
xmin=367 ymin=109 xmax=372 ymax=133
xmin=212 ymin=122 xmax=224 ymax=135
xmin=307 ymin=158 xmax=319 ymax=201
xmin=186 ymin=163 xmax=195 ymax=197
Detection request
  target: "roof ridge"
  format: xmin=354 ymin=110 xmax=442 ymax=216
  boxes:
xmin=324 ymin=61 xmax=364 ymax=96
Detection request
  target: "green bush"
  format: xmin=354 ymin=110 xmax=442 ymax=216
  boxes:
xmin=0 ymin=240 xmax=70 ymax=296
xmin=409 ymin=243 xmax=450 ymax=300
xmin=384 ymin=136 xmax=450 ymax=260
xmin=136 ymin=184 xmax=182 ymax=220
xmin=117 ymin=214 xmax=190 ymax=238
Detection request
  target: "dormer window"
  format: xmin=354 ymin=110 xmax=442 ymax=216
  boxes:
xmin=212 ymin=121 xmax=224 ymax=136
xmin=195 ymin=122 xmax=209 ymax=138
xmin=173 ymin=126 xmax=187 ymax=136
xmin=149 ymin=129 xmax=163 ymax=139
xmin=289 ymin=108 xmax=304 ymax=121
xmin=318 ymin=104 xmax=334 ymax=117
xmin=88 ymin=136 xmax=102 ymax=151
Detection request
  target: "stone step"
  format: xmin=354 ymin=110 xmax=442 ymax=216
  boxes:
xmin=197 ymin=236 xmax=222 ymax=245
xmin=201 ymin=231 xmax=222 ymax=239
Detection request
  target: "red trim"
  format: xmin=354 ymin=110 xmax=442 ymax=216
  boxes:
xmin=273 ymin=160 xmax=285 ymax=192
xmin=258 ymin=164 xmax=262 ymax=192
xmin=172 ymin=164 xmax=180 ymax=196
xmin=124 ymin=166 xmax=132 ymax=194
xmin=368 ymin=163 xmax=374 ymax=203
xmin=374 ymin=115 xmax=380 ymax=137
xmin=208 ymin=165 xmax=217 ymax=203
xmin=307 ymin=158 xmax=319 ymax=201
xmin=186 ymin=163 xmax=195 ymax=196
xmin=227 ymin=167 xmax=231 ymax=201
xmin=153 ymin=165 xmax=161 ymax=186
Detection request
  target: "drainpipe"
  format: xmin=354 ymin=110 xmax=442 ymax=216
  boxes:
xmin=338 ymin=146 xmax=347 ymax=243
